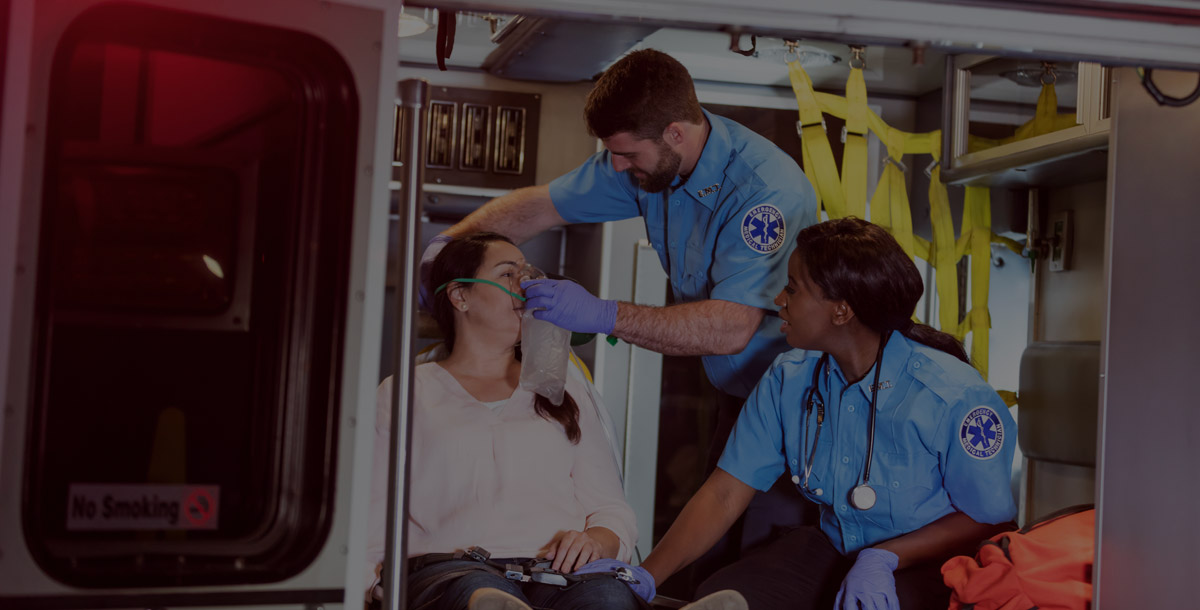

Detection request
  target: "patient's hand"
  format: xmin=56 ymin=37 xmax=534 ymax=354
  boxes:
xmin=544 ymin=529 xmax=604 ymax=572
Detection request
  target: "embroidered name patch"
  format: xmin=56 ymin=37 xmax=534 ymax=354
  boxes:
xmin=740 ymin=204 xmax=786 ymax=254
xmin=959 ymin=406 xmax=1004 ymax=459
xmin=696 ymin=183 xmax=721 ymax=198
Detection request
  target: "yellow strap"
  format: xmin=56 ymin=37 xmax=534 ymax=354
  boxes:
xmin=786 ymin=67 xmax=1016 ymax=385
xmin=928 ymin=137 xmax=962 ymax=338
xmin=568 ymin=350 xmax=594 ymax=384
xmin=789 ymin=61 xmax=847 ymax=219
xmin=991 ymin=233 xmax=1024 ymax=256
xmin=964 ymin=186 xmax=993 ymax=379
xmin=996 ymin=390 xmax=1018 ymax=408
xmin=842 ymin=68 xmax=869 ymax=218
xmin=968 ymin=83 xmax=1078 ymax=153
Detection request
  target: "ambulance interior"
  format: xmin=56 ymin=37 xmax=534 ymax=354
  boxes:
xmin=0 ymin=1 xmax=1197 ymax=608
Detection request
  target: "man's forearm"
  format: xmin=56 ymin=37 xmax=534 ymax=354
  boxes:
xmin=612 ymin=299 xmax=763 ymax=356
xmin=445 ymin=184 xmax=565 ymax=244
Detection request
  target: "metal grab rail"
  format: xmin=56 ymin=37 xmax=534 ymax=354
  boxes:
xmin=384 ymin=78 xmax=430 ymax=610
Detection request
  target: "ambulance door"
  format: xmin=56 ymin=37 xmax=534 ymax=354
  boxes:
xmin=0 ymin=0 xmax=398 ymax=607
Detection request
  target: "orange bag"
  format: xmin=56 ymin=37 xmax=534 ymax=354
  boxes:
xmin=941 ymin=505 xmax=1094 ymax=610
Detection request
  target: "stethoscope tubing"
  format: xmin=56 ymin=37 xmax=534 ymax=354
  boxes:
xmin=799 ymin=333 xmax=890 ymax=510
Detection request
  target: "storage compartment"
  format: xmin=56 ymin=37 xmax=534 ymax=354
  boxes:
xmin=942 ymin=56 xmax=1111 ymax=187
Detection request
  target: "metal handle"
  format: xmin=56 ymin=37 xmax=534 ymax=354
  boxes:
xmin=384 ymin=78 xmax=429 ymax=610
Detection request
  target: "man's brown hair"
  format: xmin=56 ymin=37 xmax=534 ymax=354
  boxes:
xmin=584 ymin=49 xmax=704 ymax=141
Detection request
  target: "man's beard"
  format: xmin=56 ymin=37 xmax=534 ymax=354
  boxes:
xmin=628 ymin=141 xmax=682 ymax=194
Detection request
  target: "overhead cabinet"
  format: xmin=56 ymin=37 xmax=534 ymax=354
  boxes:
xmin=941 ymin=56 xmax=1111 ymax=187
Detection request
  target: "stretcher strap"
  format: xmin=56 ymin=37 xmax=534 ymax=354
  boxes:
xmin=842 ymin=67 xmax=869 ymax=219
xmin=967 ymin=83 xmax=1078 ymax=153
xmin=786 ymin=61 xmax=1006 ymax=381
xmin=789 ymin=61 xmax=846 ymax=219
xmin=927 ymin=140 xmax=961 ymax=339
xmin=962 ymin=186 xmax=993 ymax=379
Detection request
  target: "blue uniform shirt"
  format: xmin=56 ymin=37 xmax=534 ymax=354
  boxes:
xmin=718 ymin=331 xmax=1017 ymax=554
xmin=548 ymin=109 xmax=818 ymax=397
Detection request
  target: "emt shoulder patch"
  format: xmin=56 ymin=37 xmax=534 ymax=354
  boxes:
xmin=959 ymin=406 xmax=1005 ymax=459
xmin=740 ymin=204 xmax=786 ymax=254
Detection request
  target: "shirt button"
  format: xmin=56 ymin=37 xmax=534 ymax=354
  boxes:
xmin=791 ymin=475 xmax=800 ymax=484
xmin=892 ymin=481 xmax=901 ymax=488
xmin=815 ymin=488 xmax=824 ymax=496
xmin=672 ymin=199 xmax=679 ymax=206
xmin=847 ymin=405 xmax=855 ymax=413
xmin=791 ymin=459 xmax=798 ymax=465
xmin=840 ymin=504 xmax=848 ymax=512
xmin=849 ymin=535 xmax=858 ymax=542
xmin=913 ymin=361 xmax=922 ymax=369
xmin=842 ymin=456 xmax=850 ymax=464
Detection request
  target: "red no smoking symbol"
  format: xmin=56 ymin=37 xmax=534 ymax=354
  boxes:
xmin=183 ymin=487 xmax=216 ymax=527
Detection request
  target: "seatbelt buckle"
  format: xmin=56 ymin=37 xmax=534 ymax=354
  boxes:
xmin=883 ymin=156 xmax=908 ymax=174
xmin=795 ymin=118 xmax=827 ymax=139
xmin=924 ymin=159 xmax=939 ymax=179
xmin=464 ymin=547 xmax=491 ymax=563
xmin=840 ymin=126 xmax=866 ymax=144
xmin=528 ymin=569 xmax=569 ymax=587
xmin=505 ymin=564 xmax=531 ymax=582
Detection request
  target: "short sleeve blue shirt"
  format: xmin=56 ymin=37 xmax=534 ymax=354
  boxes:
xmin=548 ymin=110 xmax=818 ymax=397
xmin=718 ymin=331 xmax=1017 ymax=554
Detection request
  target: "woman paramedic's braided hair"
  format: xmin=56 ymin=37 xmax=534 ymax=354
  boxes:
xmin=430 ymin=232 xmax=581 ymax=443
xmin=584 ymin=49 xmax=705 ymax=141
xmin=795 ymin=218 xmax=970 ymax=363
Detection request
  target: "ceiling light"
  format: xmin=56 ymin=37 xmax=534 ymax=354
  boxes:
xmin=1001 ymin=62 xmax=1077 ymax=87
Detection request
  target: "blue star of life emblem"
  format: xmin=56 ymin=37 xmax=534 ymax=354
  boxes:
xmin=740 ymin=204 xmax=786 ymax=254
xmin=959 ymin=406 xmax=1004 ymax=460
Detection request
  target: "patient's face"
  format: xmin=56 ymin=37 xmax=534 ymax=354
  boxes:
xmin=465 ymin=240 xmax=528 ymax=341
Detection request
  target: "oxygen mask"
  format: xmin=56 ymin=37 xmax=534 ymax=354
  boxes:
xmin=517 ymin=264 xmax=571 ymax=406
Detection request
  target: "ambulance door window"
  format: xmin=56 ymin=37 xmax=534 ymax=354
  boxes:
xmin=25 ymin=4 xmax=358 ymax=587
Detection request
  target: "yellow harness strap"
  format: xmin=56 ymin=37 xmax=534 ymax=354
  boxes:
xmin=783 ymin=60 xmax=1025 ymax=383
xmin=842 ymin=67 xmax=869 ymax=219
xmin=789 ymin=61 xmax=847 ymax=219
xmin=927 ymin=138 xmax=962 ymax=338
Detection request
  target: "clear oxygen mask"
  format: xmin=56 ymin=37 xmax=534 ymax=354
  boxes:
xmin=517 ymin=264 xmax=571 ymax=406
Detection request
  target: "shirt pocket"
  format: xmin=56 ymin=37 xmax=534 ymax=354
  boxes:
xmin=641 ymin=217 xmax=671 ymax=274
xmin=679 ymin=238 xmax=711 ymax=299
xmin=864 ymin=450 xmax=943 ymax=533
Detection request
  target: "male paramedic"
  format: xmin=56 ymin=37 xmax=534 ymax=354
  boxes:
xmin=422 ymin=48 xmax=819 ymax=560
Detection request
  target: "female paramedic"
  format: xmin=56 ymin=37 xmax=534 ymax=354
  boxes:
xmin=636 ymin=218 xmax=1018 ymax=610
xmin=366 ymin=232 xmax=643 ymax=610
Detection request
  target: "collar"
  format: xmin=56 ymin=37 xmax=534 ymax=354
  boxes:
xmin=678 ymin=109 xmax=733 ymax=210
xmin=826 ymin=330 xmax=913 ymax=403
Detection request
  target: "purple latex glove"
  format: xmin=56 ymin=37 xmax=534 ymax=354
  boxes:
xmin=418 ymin=234 xmax=453 ymax=313
xmin=520 ymin=278 xmax=617 ymax=334
xmin=835 ymin=548 xmax=900 ymax=610
xmin=573 ymin=558 xmax=655 ymax=603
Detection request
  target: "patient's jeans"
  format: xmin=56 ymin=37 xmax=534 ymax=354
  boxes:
xmin=409 ymin=559 xmax=641 ymax=610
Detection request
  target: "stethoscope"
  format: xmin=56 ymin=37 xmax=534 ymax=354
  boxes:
xmin=797 ymin=333 xmax=890 ymax=511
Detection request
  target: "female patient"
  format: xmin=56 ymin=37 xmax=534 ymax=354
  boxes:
xmin=367 ymin=232 xmax=641 ymax=610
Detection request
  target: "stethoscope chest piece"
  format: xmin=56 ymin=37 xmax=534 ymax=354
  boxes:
xmin=850 ymin=483 xmax=876 ymax=510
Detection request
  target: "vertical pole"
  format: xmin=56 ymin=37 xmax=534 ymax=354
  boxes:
xmin=384 ymin=78 xmax=429 ymax=610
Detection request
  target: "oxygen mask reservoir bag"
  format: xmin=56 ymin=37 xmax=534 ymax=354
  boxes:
xmin=518 ymin=264 xmax=571 ymax=406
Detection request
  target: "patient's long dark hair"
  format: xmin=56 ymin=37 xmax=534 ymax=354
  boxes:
xmin=430 ymin=232 xmax=580 ymax=443
xmin=795 ymin=218 xmax=969 ymax=363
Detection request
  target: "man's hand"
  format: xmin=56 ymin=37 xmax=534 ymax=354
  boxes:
xmin=521 ymin=279 xmax=618 ymax=334
xmin=544 ymin=529 xmax=604 ymax=573
xmin=573 ymin=558 xmax=656 ymax=603
xmin=835 ymin=547 xmax=900 ymax=610
xmin=418 ymin=234 xmax=453 ymax=312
